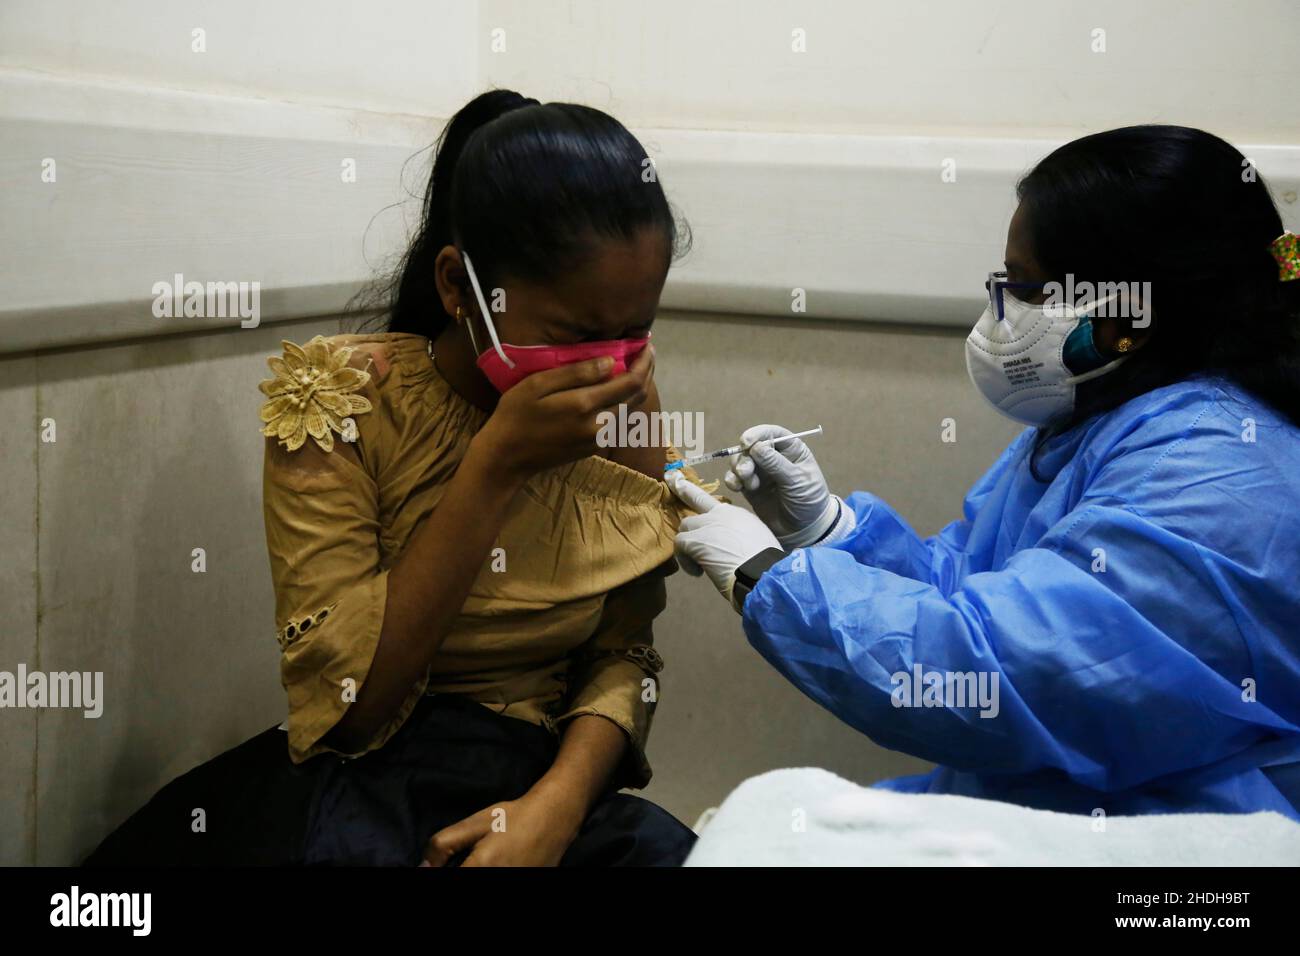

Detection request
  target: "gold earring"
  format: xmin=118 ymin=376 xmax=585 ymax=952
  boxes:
xmin=1115 ymin=336 xmax=1134 ymax=353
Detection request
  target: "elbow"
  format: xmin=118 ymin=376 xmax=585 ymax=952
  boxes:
xmin=321 ymin=707 xmax=376 ymax=755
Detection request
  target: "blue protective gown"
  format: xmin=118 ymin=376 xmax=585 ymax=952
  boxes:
xmin=743 ymin=375 xmax=1300 ymax=820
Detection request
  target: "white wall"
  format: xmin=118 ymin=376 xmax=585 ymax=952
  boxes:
xmin=480 ymin=0 xmax=1300 ymax=140
xmin=5 ymin=0 xmax=1297 ymax=351
xmin=11 ymin=0 xmax=1296 ymax=137
xmin=0 ymin=0 xmax=479 ymax=114
xmin=2 ymin=0 xmax=1299 ymax=863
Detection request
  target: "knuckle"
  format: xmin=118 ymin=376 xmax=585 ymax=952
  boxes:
xmin=430 ymin=834 xmax=454 ymax=853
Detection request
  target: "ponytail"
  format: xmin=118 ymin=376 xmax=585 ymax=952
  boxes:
xmin=360 ymin=89 xmax=686 ymax=339
xmin=387 ymin=90 xmax=537 ymax=335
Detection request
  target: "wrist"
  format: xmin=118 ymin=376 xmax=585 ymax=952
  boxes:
xmin=522 ymin=777 xmax=588 ymax=841
xmin=778 ymin=496 xmax=840 ymax=549
xmin=816 ymin=495 xmax=857 ymax=545
xmin=731 ymin=545 xmax=788 ymax=613
xmin=465 ymin=429 xmax=528 ymax=496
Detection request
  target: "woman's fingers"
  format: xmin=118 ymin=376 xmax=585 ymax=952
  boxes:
xmin=725 ymin=455 xmax=760 ymax=491
xmin=582 ymin=343 xmax=655 ymax=412
xmin=479 ymin=341 xmax=658 ymax=476
xmin=668 ymin=472 xmax=717 ymax=513
xmin=675 ymin=549 xmax=705 ymax=577
xmin=423 ymin=812 xmax=491 ymax=866
xmin=524 ymin=355 xmax=617 ymax=398
xmin=458 ymin=844 xmax=493 ymax=867
xmin=742 ymin=423 xmax=810 ymax=467
xmin=747 ymin=438 xmax=805 ymax=486
xmin=739 ymin=423 xmax=792 ymax=451
xmin=523 ymin=341 xmax=655 ymax=408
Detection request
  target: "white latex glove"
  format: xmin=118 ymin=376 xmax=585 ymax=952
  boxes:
xmin=668 ymin=472 xmax=782 ymax=611
xmin=723 ymin=424 xmax=854 ymax=548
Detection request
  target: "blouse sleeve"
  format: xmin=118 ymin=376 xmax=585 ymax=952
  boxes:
xmin=260 ymin=337 xmax=424 ymax=763
xmin=553 ymin=564 xmax=671 ymax=790
xmin=549 ymin=445 xmax=720 ymax=790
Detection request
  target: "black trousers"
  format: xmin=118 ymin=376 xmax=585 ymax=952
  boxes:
xmin=84 ymin=694 xmax=696 ymax=867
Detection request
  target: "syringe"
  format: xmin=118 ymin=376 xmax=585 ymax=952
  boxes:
xmin=664 ymin=426 xmax=824 ymax=472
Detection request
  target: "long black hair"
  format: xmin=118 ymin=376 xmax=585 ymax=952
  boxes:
xmin=364 ymin=89 xmax=689 ymax=337
xmin=1017 ymin=125 xmax=1300 ymax=473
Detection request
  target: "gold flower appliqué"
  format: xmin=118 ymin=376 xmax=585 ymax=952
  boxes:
xmin=258 ymin=337 xmax=373 ymax=453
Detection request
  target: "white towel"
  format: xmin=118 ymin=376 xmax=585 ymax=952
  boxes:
xmin=684 ymin=767 xmax=1300 ymax=866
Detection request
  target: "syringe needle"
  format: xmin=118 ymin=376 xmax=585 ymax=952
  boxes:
xmin=665 ymin=425 xmax=824 ymax=472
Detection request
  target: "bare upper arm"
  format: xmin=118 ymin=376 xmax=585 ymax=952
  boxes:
xmin=604 ymin=376 xmax=668 ymax=479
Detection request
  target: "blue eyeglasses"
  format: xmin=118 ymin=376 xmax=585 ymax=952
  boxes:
xmin=985 ymin=271 xmax=1050 ymax=321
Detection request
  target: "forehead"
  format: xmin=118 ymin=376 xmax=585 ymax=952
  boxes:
xmin=512 ymin=229 xmax=669 ymax=333
xmin=1006 ymin=202 xmax=1032 ymax=255
xmin=1004 ymin=202 xmax=1046 ymax=276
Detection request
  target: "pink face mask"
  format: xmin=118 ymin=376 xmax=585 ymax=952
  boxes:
xmin=461 ymin=251 xmax=650 ymax=394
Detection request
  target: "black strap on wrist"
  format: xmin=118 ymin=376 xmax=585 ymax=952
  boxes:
xmin=732 ymin=546 xmax=788 ymax=611
xmin=811 ymin=497 xmax=842 ymax=545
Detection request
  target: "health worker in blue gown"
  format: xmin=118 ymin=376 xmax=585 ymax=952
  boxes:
xmin=669 ymin=125 xmax=1300 ymax=821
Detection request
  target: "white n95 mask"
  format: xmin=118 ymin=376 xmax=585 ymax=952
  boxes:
xmin=965 ymin=274 xmax=1130 ymax=427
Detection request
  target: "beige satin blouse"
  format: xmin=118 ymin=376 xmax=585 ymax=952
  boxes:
xmin=258 ymin=332 xmax=706 ymax=788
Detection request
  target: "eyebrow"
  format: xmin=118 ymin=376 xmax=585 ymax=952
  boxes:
xmin=549 ymin=314 xmax=590 ymax=334
xmin=1003 ymin=259 xmax=1038 ymax=276
xmin=528 ymin=304 xmax=588 ymax=333
xmin=548 ymin=309 xmax=654 ymax=337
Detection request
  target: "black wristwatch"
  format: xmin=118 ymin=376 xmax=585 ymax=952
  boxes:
xmin=731 ymin=547 xmax=788 ymax=612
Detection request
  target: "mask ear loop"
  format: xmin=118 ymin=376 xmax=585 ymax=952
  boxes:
xmin=1061 ymin=292 xmax=1132 ymax=385
xmin=1065 ymin=354 xmax=1131 ymax=386
xmin=460 ymin=251 xmax=515 ymax=369
xmin=459 ymin=306 xmax=482 ymax=356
